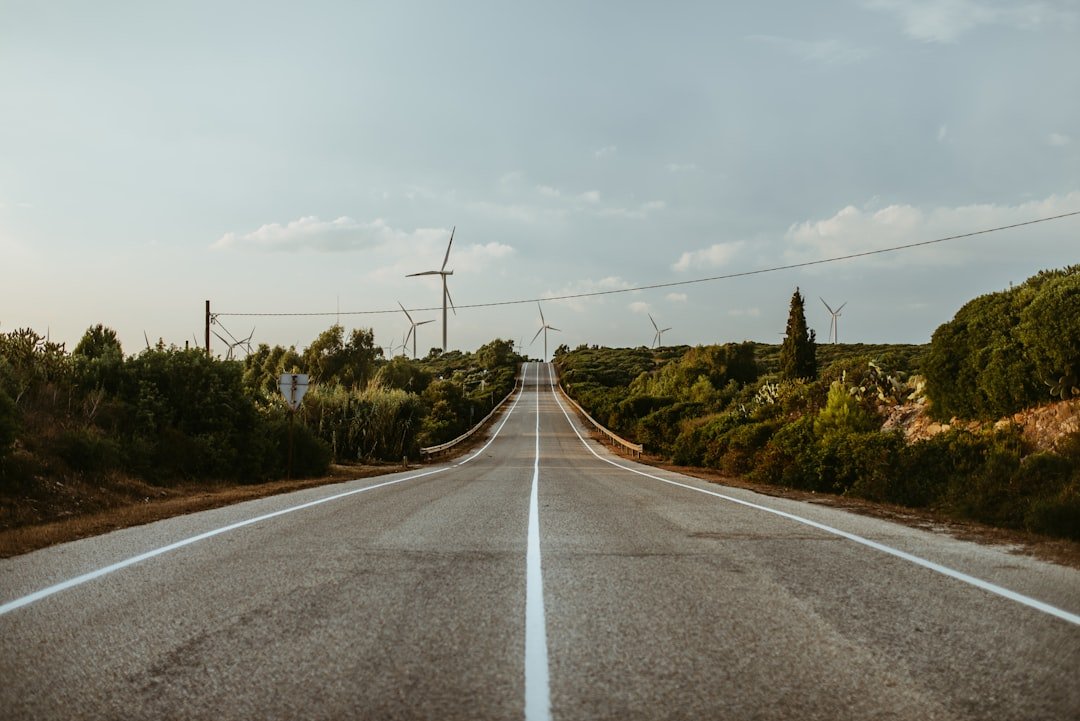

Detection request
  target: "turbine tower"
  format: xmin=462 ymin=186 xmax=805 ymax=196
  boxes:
xmin=406 ymin=226 xmax=456 ymax=351
xmin=531 ymin=303 xmax=560 ymax=362
xmin=398 ymin=302 xmax=435 ymax=360
xmin=820 ymin=298 xmax=847 ymax=344
xmin=649 ymin=313 xmax=672 ymax=348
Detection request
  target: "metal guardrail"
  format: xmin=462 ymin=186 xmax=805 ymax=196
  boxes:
xmin=556 ymin=382 xmax=643 ymax=458
xmin=420 ymin=375 xmax=523 ymax=459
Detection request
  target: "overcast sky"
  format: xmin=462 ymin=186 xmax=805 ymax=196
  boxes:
xmin=2 ymin=0 xmax=1078 ymax=358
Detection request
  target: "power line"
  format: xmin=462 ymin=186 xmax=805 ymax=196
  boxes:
xmin=215 ymin=210 xmax=1080 ymax=318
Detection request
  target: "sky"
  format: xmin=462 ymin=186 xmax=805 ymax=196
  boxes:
xmin=2 ymin=0 xmax=1078 ymax=359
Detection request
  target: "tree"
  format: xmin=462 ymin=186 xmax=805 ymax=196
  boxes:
xmin=302 ymin=325 xmax=378 ymax=389
xmin=73 ymin=324 xmax=122 ymax=359
xmin=73 ymin=324 xmax=124 ymax=393
xmin=779 ymin=288 xmax=817 ymax=381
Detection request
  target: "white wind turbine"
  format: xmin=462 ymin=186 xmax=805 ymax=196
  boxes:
xmin=398 ymin=302 xmax=435 ymax=360
xmin=649 ymin=313 xmax=672 ymax=348
xmin=406 ymin=226 xmax=456 ymax=352
xmin=531 ymin=303 xmax=560 ymax=362
xmin=820 ymin=298 xmax=847 ymax=344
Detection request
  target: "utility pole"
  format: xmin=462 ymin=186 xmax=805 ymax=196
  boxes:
xmin=205 ymin=300 xmax=211 ymax=358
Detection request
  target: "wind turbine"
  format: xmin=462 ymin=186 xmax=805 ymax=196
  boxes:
xmin=820 ymin=298 xmax=847 ymax=344
xmin=649 ymin=313 xmax=672 ymax=348
xmin=398 ymin=302 xmax=435 ymax=360
xmin=531 ymin=303 xmax=560 ymax=362
xmin=406 ymin=226 xmax=456 ymax=352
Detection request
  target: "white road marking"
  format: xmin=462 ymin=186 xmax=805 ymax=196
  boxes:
xmin=525 ymin=362 xmax=553 ymax=721
xmin=545 ymin=367 xmax=1080 ymax=628
xmin=0 ymin=376 xmax=528 ymax=617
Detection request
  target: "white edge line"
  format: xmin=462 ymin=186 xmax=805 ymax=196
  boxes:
xmin=546 ymin=371 xmax=1080 ymax=627
xmin=525 ymin=362 xmax=553 ymax=721
xmin=0 ymin=376 xmax=529 ymax=617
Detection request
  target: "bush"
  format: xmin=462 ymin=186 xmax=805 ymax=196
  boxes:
xmin=53 ymin=428 xmax=123 ymax=472
xmin=0 ymin=387 xmax=15 ymax=458
xmin=716 ymin=420 xmax=779 ymax=475
xmin=752 ymin=416 xmax=819 ymax=489
xmin=266 ymin=415 xmax=332 ymax=478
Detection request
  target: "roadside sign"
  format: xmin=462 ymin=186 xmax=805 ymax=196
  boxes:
xmin=278 ymin=373 xmax=310 ymax=411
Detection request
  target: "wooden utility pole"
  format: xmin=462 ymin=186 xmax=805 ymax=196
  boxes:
xmin=205 ymin=300 xmax=211 ymax=357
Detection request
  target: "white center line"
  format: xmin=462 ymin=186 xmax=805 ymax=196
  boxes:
xmin=547 ymin=371 xmax=1080 ymax=628
xmin=525 ymin=362 xmax=553 ymax=721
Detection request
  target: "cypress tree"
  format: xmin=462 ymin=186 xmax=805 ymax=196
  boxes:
xmin=779 ymin=287 xmax=817 ymax=380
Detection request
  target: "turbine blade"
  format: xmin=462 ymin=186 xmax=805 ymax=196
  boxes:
xmin=445 ymin=283 xmax=457 ymax=315
xmin=531 ymin=327 xmax=544 ymax=344
xmin=548 ymin=326 xmax=561 ymax=332
xmin=404 ymin=325 xmax=414 ymax=346
xmin=662 ymin=327 xmax=672 ymax=333
xmin=441 ymin=226 xmax=455 ymax=271
xmin=417 ymin=319 xmax=435 ymax=326
xmin=649 ymin=313 xmax=658 ymax=331
xmin=820 ymin=297 xmax=834 ymax=314
xmin=538 ymin=302 xmax=545 ymax=325
xmin=836 ymin=302 xmax=847 ymax=313
xmin=407 ymin=270 xmax=440 ymax=277
xmin=398 ymin=301 xmax=414 ymax=323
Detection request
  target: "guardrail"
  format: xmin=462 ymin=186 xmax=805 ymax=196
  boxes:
xmin=420 ymin=375 xmax=523 ymax=459
xmin=556 ymin=382 xmax=643 ymax=458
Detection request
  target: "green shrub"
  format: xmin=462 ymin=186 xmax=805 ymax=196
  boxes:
xmin=0 ymin=387 xmax=15 ymax=457
xmin=717 ymin=420 xmax=779 ymax=475
xmin=266 ymin=415 xmax=332 ymax=478
xmin=814 ymin=381 xmax=877 ymax=437
xmin=53 ymin=428 xmax=123 ymax=472
xmin=1025 ymin=485 xmax=1080 ymax=539
xmin=752 ymin=416 xmax=819 ymax=489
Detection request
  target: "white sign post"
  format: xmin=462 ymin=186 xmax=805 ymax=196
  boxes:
xmin=278 ymin=374 xmax=310 ymax=477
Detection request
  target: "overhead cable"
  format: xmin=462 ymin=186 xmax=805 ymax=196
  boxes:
xmin=214 ymin=210 xmax=1080 ymax=318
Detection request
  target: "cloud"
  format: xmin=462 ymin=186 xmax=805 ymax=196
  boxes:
xmin=783 ymin=191 xmax=1080 ymax=265
xmin=937 ymin=124 xmax=948 ymax=142
xmin=1049 ymin=132 xmax=1073 ymax=147
xmin=214 ymin=216 xmax=412 ymax=252
xmin=666 ymin=163 xmax=698 ymax=173
xmin=594 ymin=145 xmax=617 ymax=159
xmin=864 ymin=0 xmax=1077 ymax=43
xmin=628 ymin=301 xmax=651 ymax=314
xmin=578 ymin=190 xmax=601 ymax=204
xmin=597 ymin=200 xmax=666 ymax=220
xmin=672 ymin=241 xmax=746 ymax=272
xmin=666 ymin=292 xmax=688 ymax=303
xmin=537 ymin=185 xmax=561 ymax=198
xmin=749 ymin=34 xmax=872 ymax=64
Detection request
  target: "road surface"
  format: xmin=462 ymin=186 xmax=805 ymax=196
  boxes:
xmin=2 ymin=362 xmax=1078 ymax=720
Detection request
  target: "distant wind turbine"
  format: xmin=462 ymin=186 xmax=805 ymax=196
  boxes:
xmin=820 ymin=298 xmax=847 ymax=344
xmin=531 ymin=303 xmax=560 ymax=362
xmin=649 ymin=313 xmax=672 ymax=348
xmin=406 ymin=226 xmax=456 ymax=352
xmin=398 ymin=302 xmax=435 ymax=360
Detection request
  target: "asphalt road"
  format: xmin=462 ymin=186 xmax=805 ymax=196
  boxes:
xmin=2 ymin=362 xmax=1078 ymax=720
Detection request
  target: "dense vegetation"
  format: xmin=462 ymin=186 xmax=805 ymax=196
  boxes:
xmin=557 ymin=267 xmax=1080 ymax=540
xmin=0 ymin=325 xmax=522 ymax=525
